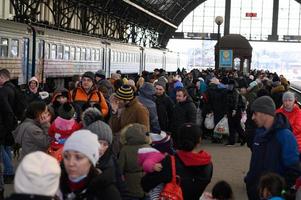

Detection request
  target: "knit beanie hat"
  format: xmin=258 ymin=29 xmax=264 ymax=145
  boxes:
xmin=114 ymin=85 xmax=134 ymax=101
xmin=63 ymin=130 xmax=100 ymax=166
xmin=82 ymin=107 xmax=103 ymax=127
xmin=82 ymin=71 xmax=95 ymax=81
xmin=251 ymin=96 xmax=276 ymax=116
xmin=14 ymin=151 xmax=61 ymax=196
xmin=95 ymin=70 xmax=106 ymax=79
xmin=154 ymin=80 xmax=166 ymax=90
xmin=57 ymin=103 xmax=75 ymax=120
xmin=149 ymin=131 xmax=170 ymax=143
xmin=86 ymin=121 xmax=113 ymax=145
xmin=282 ymin=91 xmax=295 ymax=101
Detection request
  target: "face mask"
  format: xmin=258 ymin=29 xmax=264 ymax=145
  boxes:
xmin=69 ymin=174 xmax=87 ymax=183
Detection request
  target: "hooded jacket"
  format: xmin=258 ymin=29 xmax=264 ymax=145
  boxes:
xmin=25 ymin=77 xmax=42 ymax=104
xmin=118 ymin=124 xmax=150 ymax=198
xmin=277 ymin=104 xmax=301 ymax=152
xmin=141 ymin=150 xmax=213 ymax=200
xmin=245 ymin=113 xmax=301 ymax=199
xmin=137 ymin=83 xmax=161 ymax=133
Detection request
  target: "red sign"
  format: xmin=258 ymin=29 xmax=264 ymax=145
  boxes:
xmin=245 ymin=12 xmax=257 ymax=17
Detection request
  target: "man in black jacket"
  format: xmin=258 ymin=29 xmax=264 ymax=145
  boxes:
xmin=154 ymin=81 xmax=174 ymax=132
xmin=171 ymin=88 xmax=197 ymax=139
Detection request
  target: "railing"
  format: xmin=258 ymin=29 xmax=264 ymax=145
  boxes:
xmin=290 ymin=86 xmax=301 ymax=106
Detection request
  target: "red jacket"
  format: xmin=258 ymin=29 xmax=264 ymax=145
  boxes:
xmin=49 ymin=117 xmax=82 ymax=149
xmin=277 ymin=104 xmax=301 ymax=152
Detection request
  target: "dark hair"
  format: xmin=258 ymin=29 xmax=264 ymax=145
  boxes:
xmin=176 ymin=123 xmax=202 ymax=151
xmin=212 ymin=181 xmax=233 ymax=200
xmin=176 ymin=88 xmax=189 ymax=97
xmin=258 ymin=173 xmax=286 ymax=198
xmin=0 ymin=68 xmax=10 ymax=79
xmin=25 ymin=101 xmax=47 ymax=119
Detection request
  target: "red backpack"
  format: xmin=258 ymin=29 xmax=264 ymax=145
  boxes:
xmin=159 ymin=156 xmax=183 ymax=200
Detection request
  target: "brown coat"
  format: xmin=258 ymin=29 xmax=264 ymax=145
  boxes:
xmin=109 ymin=98 xmax=149 ymax=155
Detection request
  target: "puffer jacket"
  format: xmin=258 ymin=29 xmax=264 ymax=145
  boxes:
xmin=71 ymin=85 xmax=108 ymax=118
xmin=12 ymin=118 xmax=51 ymax=159
xmin=277 ymin=104 xmax=301 ymax=152
xmin=137 ymin=83 xmax=160 ymax=133
xmin=118 ymin=126 xmax=150 ymax=198
xmin=245 ymin=113 xmax=301 ymax=200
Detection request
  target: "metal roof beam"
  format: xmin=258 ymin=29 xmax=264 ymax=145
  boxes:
xmin=122 ymin=0 xmax=177 ymax=29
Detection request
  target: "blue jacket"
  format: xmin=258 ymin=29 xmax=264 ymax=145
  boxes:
xmin=245 ymin=113 xmax=301 ymax=188
xmin=138 ymin=83 xmax=161 ymax=133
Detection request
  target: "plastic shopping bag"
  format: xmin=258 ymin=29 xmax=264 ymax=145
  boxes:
xmin=204 ymin=113 xmax=214 ymax=129
xmin=214 ymin=116 xmax=229 ymax=135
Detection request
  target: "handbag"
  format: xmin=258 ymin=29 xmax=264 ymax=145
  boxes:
xmin=159 ymin=156 xmax=183 ymax=200
xmin=204 ymin=113 xmax=214 ymax=130
xmin=214 ymin=116 xmax=229 ymax=135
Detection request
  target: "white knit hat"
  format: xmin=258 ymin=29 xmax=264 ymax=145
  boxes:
xmin=63 ymin=130 xmax=100 ymax=166
xmin=14 ymin=151 xmax=61 ymax=196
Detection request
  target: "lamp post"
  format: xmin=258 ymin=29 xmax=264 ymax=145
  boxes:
xmin=215 ymin=16 xmax=223 ymax=70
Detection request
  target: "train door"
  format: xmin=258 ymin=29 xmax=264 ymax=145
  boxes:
xmin=140 ymin=47 xmax=144 ymax=74
xmin=36 ymin=39 xmax=45 ymax=87
xmin=103 ymin=45 xmax=111 ymax=78
xmin=21 ymin=37 xmax=30 ymax=84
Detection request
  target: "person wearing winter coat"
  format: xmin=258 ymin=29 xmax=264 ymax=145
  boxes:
xmin=95 ymin=69 xmax=114 ymax=100
xmin=276 ymin=91 xmax=301 ymax=154
xmin=71 ymin=71 xmax=109 ymax=120
xmin=245 ymin=96 xmax=301 ymax=200
xmin=109 ymin=85 xmax=150 ymax=155
xmin=82 ymin=107 xmax=128 ymax=198
xmin=24 ymin=76 xmax=45 ymax=104
xmin=58 ymin=130 xmax=121 ymax=200
xmin=271 ymin=76 xmax=286 ymax=109
xmin=5 ymin=151 xmax=61 ymax=200
xmin=48 ymin=103 xmax=81 ymax=152
xmin=13 ymin=101 xmax=52 ymax=159
xmin=141 ymin=123 xmax=213 ymax=200
xmin=118 ymin=123 xmax=150 ymax=199
xmin=48 ymin=89 xmax=70 ymax=120
xmin=154 ymin=81 xmax=174 ymax=132
xmin=171 ymin=88 xmax=197 ymax=139
xmin=137 ymin=82 xmax=161 ymax=133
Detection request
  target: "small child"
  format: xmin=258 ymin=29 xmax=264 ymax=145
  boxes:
xmin=137 ymin=147 xmax=165 ymax=200
xmin=137 ymin=131 xmax=173 ymax=200
xmin=48 ymin=103 xmax=81 ymax=160
xmin=200 ymin=180 xmax=233 ymax=200
xmin=258 ymin=173 xmax=286 ymax=200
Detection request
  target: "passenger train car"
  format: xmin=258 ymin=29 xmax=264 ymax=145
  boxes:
xmin=0 ymin=19 xmax=184 ymax=87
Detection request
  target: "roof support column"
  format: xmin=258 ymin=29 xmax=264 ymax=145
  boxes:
xmin=268 ymin=0 xmax=279 ymax=40
xmin=224 ymin=0 xmax=231 ymax=35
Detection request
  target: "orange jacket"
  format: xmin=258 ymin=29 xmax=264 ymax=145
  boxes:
xmin=71 ymin=86 xmax=109 ymax=117
xmin=277 ymin=104 xmax=301 ymax=152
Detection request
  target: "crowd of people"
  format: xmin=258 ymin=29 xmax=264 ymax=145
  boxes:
xmin=0 ymin=66 xmax=300 ymax=200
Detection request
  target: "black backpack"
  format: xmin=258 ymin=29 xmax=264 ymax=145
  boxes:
xmin=11 ymin=86 xmax=27 ymax=120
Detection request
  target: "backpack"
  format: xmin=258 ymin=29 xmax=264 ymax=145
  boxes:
xmin=6 ymin=84 xmax=27 ymax=121
xmin=160 ymin=155 xmax=183 ymax=200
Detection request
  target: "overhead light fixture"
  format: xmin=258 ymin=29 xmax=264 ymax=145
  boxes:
xmin=123 ymin=0 xmax=178 ymax=29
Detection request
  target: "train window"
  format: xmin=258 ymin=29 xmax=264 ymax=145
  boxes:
xmin=57 ymin=45 xmax=63 ymax=59
xmin=91 ymin=49 xmax=95 ymax=61
xmin=0 ymin=38 xmax=9 ymax=57
xmin=76 ymin=47 xmax=80 ymax=60
xmin=86 ymin=48 xmax=91 ymax=61
xmin=95 ymin=49 xmax=100 ymax=61
xmin=45 ymin=43 xmax=50 ymax=59
xmin=51 ymin=44 xmax=57 ymax=59
xmin=64 ymin=46 xmax=70 ymax=60
xmin=10 ymin=39 xmax=19 ymax=58
xmin=70 ymin=46 xmax=75 ymax=60
xmin=37 ymin=40 xmax=44 ymax=59
xmin=116 ymin=52 xmax=119 ymax=62
xmin=81 ymin=48 xmax=86 ymax=60
xmin=112 ymin=51 xmax=115 ymax=62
